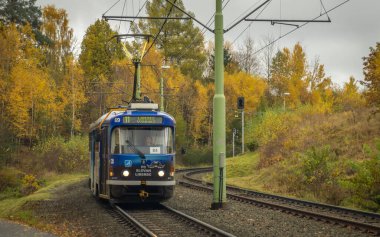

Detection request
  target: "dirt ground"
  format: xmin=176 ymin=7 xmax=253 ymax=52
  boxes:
xmin=23 ymin=179 xmax=131 ymax=237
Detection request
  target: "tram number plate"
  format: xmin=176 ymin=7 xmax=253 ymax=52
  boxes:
xmin=150 ymin=147 xmax=160 ymax=154
xmin=135 ymin=168 xmax=152 ymax=177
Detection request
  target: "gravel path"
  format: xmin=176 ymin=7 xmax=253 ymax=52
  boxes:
xmin=0 ymin=220 xmax=56 ymax=237
xmin=24 ymin=180 xmax=131 ymax=237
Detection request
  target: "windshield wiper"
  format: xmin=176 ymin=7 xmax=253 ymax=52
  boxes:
xmin=126 ymin=140 xmax=145 ymax=159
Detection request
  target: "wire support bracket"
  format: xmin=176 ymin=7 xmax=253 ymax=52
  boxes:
xmin=245 ymin=18 xmax=331 ymax=23
xmin=164 ymin=0 xmax=214 ymax=33
xmin=103 ymin=15 xmax=191 ymax=20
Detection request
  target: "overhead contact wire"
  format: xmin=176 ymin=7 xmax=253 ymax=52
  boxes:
xmin=253 ymin=0 xmax=351 ymax=55
xmin=231 ymin=0 xmax=272 ymax=45
xmin=103 ymin=0 xmax=122 ymax=16
xmin=143 ymin=0 xmax=178 ymax=58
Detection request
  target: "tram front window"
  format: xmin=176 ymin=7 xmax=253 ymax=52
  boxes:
xmin=111 ymin=127 xmax=174 ymax=155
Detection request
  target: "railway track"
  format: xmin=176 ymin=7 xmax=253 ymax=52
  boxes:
xmin=179 ymin=168 xmax=380 ymax=235
xmin=113 ymin=203 xmax=236 ymax=237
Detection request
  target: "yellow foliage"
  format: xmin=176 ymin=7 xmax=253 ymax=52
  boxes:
xmin=21 ymin=174 xmax=41 ymax=195
xmin=7 ymin=61 xmax=54 ymax=141
xmin=225 ymin=71 xmax=267 ymax=111
xmin=225 ymin=71 xmax=267 ymax=132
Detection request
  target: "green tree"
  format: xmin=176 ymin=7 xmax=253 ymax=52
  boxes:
xmin=79 ymin=20 xmax=122 ymax=81
xmin=0 ymin=0 xmax=46 ymax=43
xmin=362 ymin=42 xmax=380 ymax=112
xmin=141 ymin=0 xmax=206 ymax=80
xmin=208 ymin=43 xmax=240 ymax=77
xmin=79 ymin=19 xmax=123 ymax=121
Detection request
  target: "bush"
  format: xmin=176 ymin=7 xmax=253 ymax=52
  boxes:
xmin=0 ymin=167 xmax=23 ymax=192
xmin=0 ymin=168 xmax=44 ymax=199
xmin=344 ymin=141 xmax=380 ymax=211
xmin=179 ymin=146 xmax=213 ymax=166
xmin=34 ymin=136 xmax=88 ymax=173
xmin=277 ymin=146 xmax=347 ymax=204
xmin=20 ymin=174 xmax=41 ymax=195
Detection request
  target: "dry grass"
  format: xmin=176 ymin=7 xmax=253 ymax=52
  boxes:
xmin=259 ymin=108 xmax=380 ymax=168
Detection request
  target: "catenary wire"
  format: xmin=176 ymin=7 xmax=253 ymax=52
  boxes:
xmin=231 ymin=0 xmax=272 ymax=45
xmin=225 ymin=0 xmax=266 ymax=30
xmin=175 ymin=0 xmax=230 ymax=62
xmin=253 ymin=0 xmax=351 ymax=55
xmin=143 ymin=0 xmax=178 ymax=58
xmin=103 ymin=0 xmax=122 ymax=16
xmin=126 ymin=0 xmax=148 ymax=35
xmin=118 ymin=0 xmax=127 ymax=32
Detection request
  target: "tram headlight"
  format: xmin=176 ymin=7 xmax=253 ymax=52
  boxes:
xmin=122 ymin=170 xmax=130 ymax=177
xmin=158 ymin=170 xmax=165 ymax=177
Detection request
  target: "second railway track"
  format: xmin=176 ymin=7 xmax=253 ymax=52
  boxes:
xmin=178 ymin=168 xmax=380 ymax=235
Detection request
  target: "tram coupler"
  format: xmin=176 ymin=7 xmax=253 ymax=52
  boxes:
xmin=139 ymin=190 xmax=149 ymax=200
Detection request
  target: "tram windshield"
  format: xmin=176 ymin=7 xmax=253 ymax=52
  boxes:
xmin=111 ymin=127 xmax=174 ymax=155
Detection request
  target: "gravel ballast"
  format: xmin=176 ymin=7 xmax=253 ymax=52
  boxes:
xmin=164 ymin=185 xmax=370 ymax=237
xmin=22 ymin=177 xmax=371 ymax=236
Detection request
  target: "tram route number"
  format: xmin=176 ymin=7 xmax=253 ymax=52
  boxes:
xmin=135 ymin=168 xmax=152 ymax=177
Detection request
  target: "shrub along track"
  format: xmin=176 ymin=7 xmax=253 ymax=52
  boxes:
xmin=178 ymin=168 xmax=380 ymax=235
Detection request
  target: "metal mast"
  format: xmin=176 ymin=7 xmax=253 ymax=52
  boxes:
xmin=211 ymin=0 xmax=226 ymax=209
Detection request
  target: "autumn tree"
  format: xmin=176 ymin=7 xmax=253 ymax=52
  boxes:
xmin=0 ymin=23 xmax=22 ymax=151
xmin=8 ymin=59 xmax=55 ymax=146
xmin=337 ymin=76 xmax=364 ymax=111
xmin=225 ymin=71 xmax=267 ymax=136
xmin=60 ymin=56 xmax=87 ymax=136
xmin=362 ymin=42 xmax=380 ymax=111
xmin=41 ymin=5 xmax=73 ymax=77
xmin=141 ymin=0 xmax=206 ymax=79
xmin=306 ymin=59 xmax=334 ymax=112
xmin=269 ymin=43 xmax=311 ymax=108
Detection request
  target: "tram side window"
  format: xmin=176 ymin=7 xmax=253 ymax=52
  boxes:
xmin=111 ymin=127 xmax=121 ymax=154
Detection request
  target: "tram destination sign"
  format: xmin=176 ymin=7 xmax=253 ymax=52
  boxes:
xmin=123 ymin=116 xmax=163 ymax=124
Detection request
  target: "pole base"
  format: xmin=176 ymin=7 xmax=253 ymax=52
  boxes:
xmin=211 ymin=202 xmax=228 ymax=210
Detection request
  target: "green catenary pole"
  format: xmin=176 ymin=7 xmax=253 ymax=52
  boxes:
xmin=211 ymin=0 xmax=226 ymax=209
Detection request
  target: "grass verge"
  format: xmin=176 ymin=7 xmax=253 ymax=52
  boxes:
xmin=0 ymin=173 xmax=86 ymax=224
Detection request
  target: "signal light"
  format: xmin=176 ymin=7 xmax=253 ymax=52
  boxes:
xmin=237 ymin=97 xmax=245 ymax=109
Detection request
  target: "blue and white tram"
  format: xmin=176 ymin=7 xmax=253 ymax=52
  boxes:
xmin=89 ymin=103 xmax=175 ymax=202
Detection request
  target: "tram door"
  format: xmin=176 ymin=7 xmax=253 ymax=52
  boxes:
xmin=100 ymin=127 xmax=109 ymax=195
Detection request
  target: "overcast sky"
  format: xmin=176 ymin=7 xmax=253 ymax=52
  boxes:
xmin=36 ymin=0 xmax=380 ymax=86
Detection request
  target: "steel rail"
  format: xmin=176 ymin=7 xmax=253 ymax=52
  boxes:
xmin=183 ymin=169 xmax=380 ymax=220
xmin=114 ymin=202 xmax=236 ymax=237
xmin=114 ymin=205 xmax=156 ymax=237
xmin=180 ymin=169 xmax=380 ymax=234
xmin=161 ymin=204 xmax=236 ymax=237
xmin=179 ymin=179 xmax=380 ymax=234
